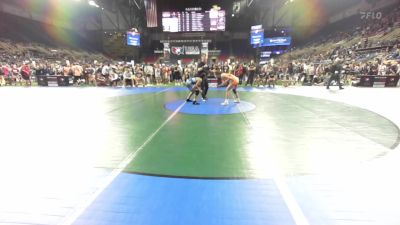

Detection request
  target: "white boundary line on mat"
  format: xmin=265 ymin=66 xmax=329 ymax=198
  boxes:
xmin=61 ymin=100 xmax=186 ymax=225
xmin=236 ymin=101 xmax=310 ymax=225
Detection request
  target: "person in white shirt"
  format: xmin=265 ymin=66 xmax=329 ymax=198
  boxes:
xmin=308 ymin=63 xmax=316 ymax=85
xmin=110 ymin=65 xmax=120 ymax=87
xmin=102 ymin=64 xmax=110 ymax=78
xmin=123 ymin=67 xmax=133 ymax=87
xmin=154 ymin=64 xmax=161 ymax=85
xmin=378 ymin=62 xmax=387 ymax=76
xmin=144 ymin=64 xmax=154 ymax=85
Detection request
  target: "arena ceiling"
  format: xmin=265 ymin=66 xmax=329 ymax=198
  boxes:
xmin=0 ymin=0 xmax=389 ymax=32
xmin=95 ymin=0 xmax=370 ymax=30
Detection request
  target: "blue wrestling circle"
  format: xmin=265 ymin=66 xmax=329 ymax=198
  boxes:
xmin=165 ymin=98 xmax=256 ymax=115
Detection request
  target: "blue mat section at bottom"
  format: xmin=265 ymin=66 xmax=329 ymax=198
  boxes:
xmin=165 ymin=98 xmax=256 ymax=115
xmin=73 ymin=173 xmax=296 ymax=225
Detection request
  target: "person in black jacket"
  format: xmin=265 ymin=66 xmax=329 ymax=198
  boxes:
xmin=196 ymin=56 xmax=209 ymax=101
xmin=327 ymin=58 xmax=344 ymax=90
xmin=246 ymin=60 xmax=257 ymax=86
xmin=172 ymin=66 xmax=182 ymax=85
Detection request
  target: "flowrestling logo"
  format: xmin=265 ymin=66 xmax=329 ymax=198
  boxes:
xmin=360 ymin=11 xmax=382 ymax=20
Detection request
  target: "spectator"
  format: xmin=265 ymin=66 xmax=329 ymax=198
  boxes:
xmin=72 ymin=62 xmax=83 ymax=85
xmin=20 ymin=62 xmax=31 ymax=86
xmin=154 ymin=64 xmax=162 ymax=85
xmin=134 ymin=68 xmax=145 ymax=87
xmin=123 ymin=67 xmax=133 ymax=87
xmin=245 ymin=60 xmax=256 ymax=86
xmin=144 ymin=63 xmax=154 ymax=85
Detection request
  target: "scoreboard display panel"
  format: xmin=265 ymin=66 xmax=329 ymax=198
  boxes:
xmin=162 ymin=10 xmax=225 ymax=32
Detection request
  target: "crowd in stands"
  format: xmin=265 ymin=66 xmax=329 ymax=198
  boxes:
xmin=0 ymin=40 xmax=398 ymax=88
xmin=274 ymin=5 xmax=400 ymax=86
xmin=360 ymin=5 xmax=400 ymax=37
xmin=0 ymin=5 xmax=399 ymax=88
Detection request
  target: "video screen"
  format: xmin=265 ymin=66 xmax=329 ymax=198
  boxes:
xmin=127 ymin=31 xmax=140 ymax=46
xmin=250 ymin=29 xmax=264 ymax=45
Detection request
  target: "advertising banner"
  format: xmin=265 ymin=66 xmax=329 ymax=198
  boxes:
xmin=170 ymin=43 xmax=202 ymax=60
xmin=261 ymin=36 xmax=291 ymax=46
xmin=358 ymin=75 xmax=399 ymax=87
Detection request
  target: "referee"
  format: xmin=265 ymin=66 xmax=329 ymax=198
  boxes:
xmin=327 ymin=58 xmax=344 ymax=90
xmin=196 ymin=56 xmax=209 ymax=101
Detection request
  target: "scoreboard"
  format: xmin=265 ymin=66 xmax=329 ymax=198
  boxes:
xmin=162 ymin=10 xmax=225 ymax=32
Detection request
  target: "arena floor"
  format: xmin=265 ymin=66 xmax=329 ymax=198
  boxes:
xmin=0 ymin=86 xmax=399 ymax=225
